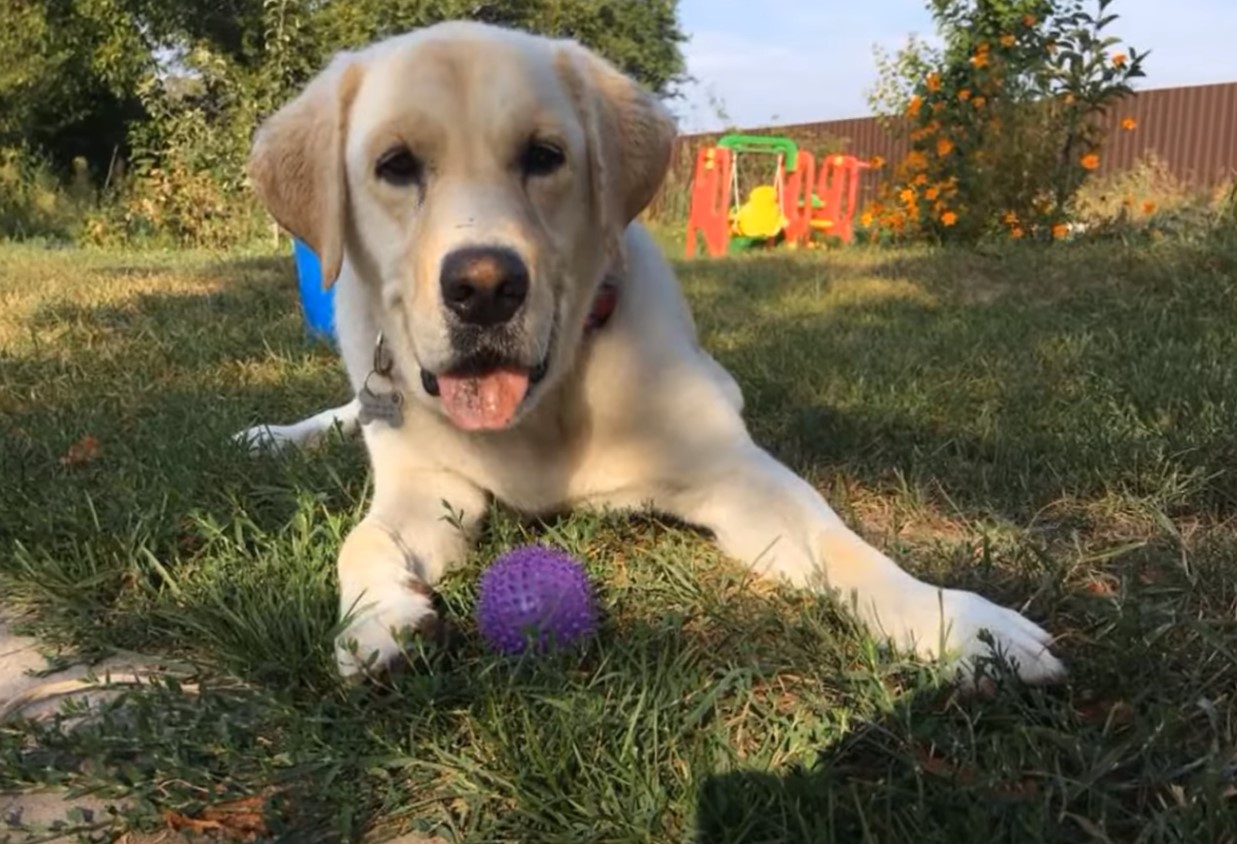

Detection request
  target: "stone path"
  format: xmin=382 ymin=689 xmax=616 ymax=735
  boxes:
xmin=1 ymin=617 xmax=199 ymax=842
xmin=1 ymin=617 xmax=445 ymax=843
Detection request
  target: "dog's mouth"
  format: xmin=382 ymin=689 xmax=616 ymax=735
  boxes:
xmin=420 ymin=353 xmax=550 ymax=432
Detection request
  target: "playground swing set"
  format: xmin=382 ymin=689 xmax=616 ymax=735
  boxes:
xmin=685 ymin=133 xmax=871 ymax=258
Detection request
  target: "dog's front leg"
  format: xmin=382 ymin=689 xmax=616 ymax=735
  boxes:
xmin=234 ymin=398 xmax=363 ymax=453
xmin=660 ymin=441 xmax=1065 ymax=686
xmin=334 ymin=465 xmax=487 ymax=679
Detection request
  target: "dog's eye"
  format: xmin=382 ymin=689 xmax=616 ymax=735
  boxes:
xmin=375 ymin=146 xmax=423 ymax=186
xmin=521 ymin=141 xmax=566 ymax=177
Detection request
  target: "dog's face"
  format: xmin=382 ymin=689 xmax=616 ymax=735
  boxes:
xmin=246 ymin=22 xmax=676 ymax=431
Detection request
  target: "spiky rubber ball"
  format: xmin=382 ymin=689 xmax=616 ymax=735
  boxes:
xmin=475 ymin=545 xmax=597 ymax=654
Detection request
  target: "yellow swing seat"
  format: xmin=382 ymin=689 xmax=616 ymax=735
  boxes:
xmin=729 ymin=185 xmax=786 ymax=238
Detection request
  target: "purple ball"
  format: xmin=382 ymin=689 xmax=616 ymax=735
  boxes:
xmin=475 ymin=545 xmax=597 ymax=655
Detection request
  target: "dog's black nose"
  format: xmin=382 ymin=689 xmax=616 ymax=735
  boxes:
xmin=439 ymin=246 xmax=529 ymax=326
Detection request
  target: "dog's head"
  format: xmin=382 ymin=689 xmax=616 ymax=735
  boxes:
xmin=247 ymin=21 xmax=676 ymax=431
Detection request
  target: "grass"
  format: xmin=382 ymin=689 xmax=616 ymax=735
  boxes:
xmin=2 ymin=229 xmax=1236 ymax=843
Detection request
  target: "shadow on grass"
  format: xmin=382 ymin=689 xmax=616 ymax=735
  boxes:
xmin=6 ymin=239 xmax=1236 ymax=647
xmin=9 ymin=240 xmax=1237 ymax=560
xmin=673 ymin=242 xmax=1237 ymax=522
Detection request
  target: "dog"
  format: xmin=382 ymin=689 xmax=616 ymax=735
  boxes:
xmin=237 ymin=20 xmax=1064 ymax=686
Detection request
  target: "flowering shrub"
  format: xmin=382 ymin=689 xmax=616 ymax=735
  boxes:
xmin=863 ymin=0 xmax=1147 ymax=243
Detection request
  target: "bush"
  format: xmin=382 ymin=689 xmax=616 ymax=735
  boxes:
xmin=84 ymin=48 xmax=268 ymax=248
xmin=862 ymin=0 xmax=1147 ymax=244
xmin=1070 ymin=155 xmax=1237 ymax=244
xmin=1074 ymin=154 xmax=1185 ymax=223
xmin=0 ymin=147 xmax=91 ymax=241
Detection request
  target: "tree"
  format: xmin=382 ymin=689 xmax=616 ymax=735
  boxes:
xmin=53 ymin=0 xmax=686 ymax=245
xmin=0 ymin=0 xmax=152 ymax=172
xmin=2 ymin=0 xmax=685 ymax=181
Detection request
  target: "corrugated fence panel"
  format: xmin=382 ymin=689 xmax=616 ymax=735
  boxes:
xmin=647 ymin=81 xmax=1237 ymax=220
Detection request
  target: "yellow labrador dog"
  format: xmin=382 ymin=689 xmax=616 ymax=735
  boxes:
xmin=239 ymin=21 xmax=1064 ymax=685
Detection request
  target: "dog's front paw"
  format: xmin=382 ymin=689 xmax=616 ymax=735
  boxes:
xmin=335 ymin=578 xmax=441 ymax=679
xmin=880 ymin=587 xmax=1065 ymax=687
xmin=232 ymin=423 xmax=301 ymax=454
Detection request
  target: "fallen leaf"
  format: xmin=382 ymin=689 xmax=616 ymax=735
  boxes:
xmin=915 ymin=746 xmax=977 ymax=783
xmin=1084 ymin=575 xmax=1118 ymax=596
xmin=995 ymin=776 xmax=1041 ymax=799
xmin=60 ymin=434 xmax=101 ymax=466
xmin=1077 ymin=699 xmax=1134 ymax=727
xmin=1167 ymin=783 xmax=1187 ymax=807
xmin=1137 ymin=568 xmax=1165 ymax=585
xmin=164 ymin=811 xmax=228 ymax=836
xmin=164 ymin=794 xmax=268 ymax=842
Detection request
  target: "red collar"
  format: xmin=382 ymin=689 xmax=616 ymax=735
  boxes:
xmin=585 ymin=277 xmax=619 ymax=334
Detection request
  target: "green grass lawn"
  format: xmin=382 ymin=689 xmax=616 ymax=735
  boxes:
xmin=1 ymin=232 xmax=1236 ymax=843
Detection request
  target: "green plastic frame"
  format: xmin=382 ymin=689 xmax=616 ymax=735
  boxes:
xmin=716 ymin=133 xmax=799 ymax=171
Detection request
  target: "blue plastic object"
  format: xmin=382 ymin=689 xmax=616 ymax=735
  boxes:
xmin=292 ymin=238 xmax=336 ymax=342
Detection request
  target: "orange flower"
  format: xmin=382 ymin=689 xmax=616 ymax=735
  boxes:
xmin=860 ymin=211 xmax=874 ymax=227
xmin=1080 ymin=152 xmax=1100 ymax=170
xmin=941 ymin=210 xmax=958 ymax=226
xmin=1010 ymin=226 xmax=1025 ymax=239
xmin=1051 ymin=222 xmax=1070 ymax=239
xmin=1142 ymin=200 xmax=1156 ymax=214
xmin=936 ymin=137 xmax=955 ymax=157
xmin=1022 ymin=13 xmax=1037 ymax=26
xmin=925 ymin=186 xmax=941 ymax=200
xmin=999 ymin=34 xmax=1016 ymax=47
xmin=1121 ymin=116 xmax=1137 ymax=131
xmin=906 ymin=150 xmax=929 ymax=170
xmin=1002 ymin=210 xmax=1019 ymax=225
xmin=1112 ymin=52 xmax=1127 ymax=67
xmin=958 ymin=88 xmax=972 ymax=101
xmin=899 ymin=187 xmax=916 ymax=205
xmin=969 ymin=51 xmax=989 ymax=68
xmin=926 ymin=72 xmax=942 ymax=92
xmin=972 ymin=95 xmax=987 ymax=108
xmin=869 ymin=155 xmax=886 ymax=169
xmin=907 ymin=95 xmax=923 ymax=117
xmin=913 ymin=172 xmax=929 ymax=186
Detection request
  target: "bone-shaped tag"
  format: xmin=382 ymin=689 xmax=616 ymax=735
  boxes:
xmin=357 ymin=382 xmax=404 ymax=428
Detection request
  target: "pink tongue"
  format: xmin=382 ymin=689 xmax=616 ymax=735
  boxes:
xmin=437 ymin=368 xmax=531 ymax=431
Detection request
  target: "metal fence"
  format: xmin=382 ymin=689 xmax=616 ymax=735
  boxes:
xmin=646 ymin=81 xmax=1237 ymax=221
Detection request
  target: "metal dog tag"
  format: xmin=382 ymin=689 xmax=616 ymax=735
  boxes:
xmin=357 ymin=330 xmax=404 ymax=429
xmin=357 ymin=381 xmax=404 ymax=428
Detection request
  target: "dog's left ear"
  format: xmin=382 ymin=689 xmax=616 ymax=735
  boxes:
xmin=557 ymin=43 xmax=678 ymax=260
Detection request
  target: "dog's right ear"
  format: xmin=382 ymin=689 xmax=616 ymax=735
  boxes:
xmin=247 ymin=55 xmax=365 ymax=288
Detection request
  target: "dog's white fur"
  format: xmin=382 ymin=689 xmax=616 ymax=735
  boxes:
xmin=237 ymin=21 xmax=1064 ymax=685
